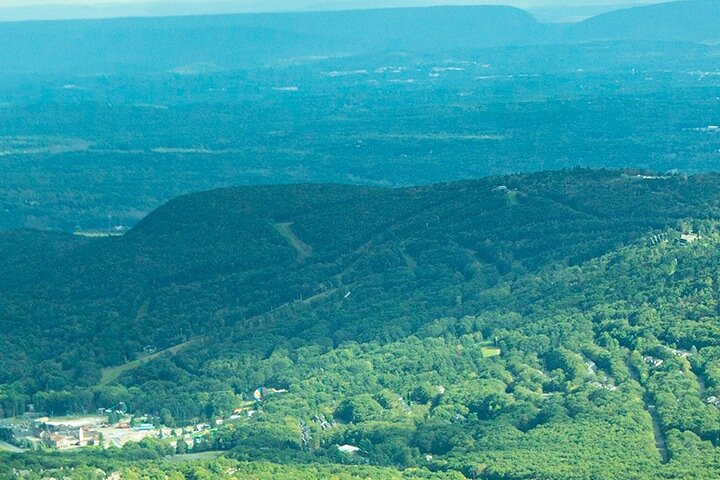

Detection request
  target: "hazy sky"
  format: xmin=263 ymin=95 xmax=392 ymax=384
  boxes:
xmin=0 ymin=0 xmax=651 ymax=7
xmin=0 ymin=0 xmax=657 ymax=23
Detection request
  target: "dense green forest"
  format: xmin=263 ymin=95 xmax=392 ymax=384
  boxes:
xmin=2 ymin=2 xmax=720 ymax=478
xmin=0 ymin=454 xmax=461 ymax=480
xmin=5 ymin=170 xmax=720 ymax=477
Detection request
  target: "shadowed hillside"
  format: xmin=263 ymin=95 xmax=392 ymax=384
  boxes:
xmin=3 ymin=169 xmax=720 ymax=376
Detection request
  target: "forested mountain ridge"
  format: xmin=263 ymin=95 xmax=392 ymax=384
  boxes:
xmin=565 ymin=0 xmax=720 ymax=43
xmin=4 ymin=169 xmax=720 ymax=379
xmin=6 ymin=170 xmax=720 ymax=478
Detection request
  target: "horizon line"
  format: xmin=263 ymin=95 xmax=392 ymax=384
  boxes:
xmin=0 ymin=0 xmax=655 ymax=24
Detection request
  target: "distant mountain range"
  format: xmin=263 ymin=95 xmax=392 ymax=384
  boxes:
xmin=0 ymin=1 xmax=717 ymax=76
xmin=0 ymin=6 xmax=542 ymax=75
xmin=563 ymin=0 xmax=720 ymax=43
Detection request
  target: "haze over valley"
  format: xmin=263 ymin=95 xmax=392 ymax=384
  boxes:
xmin=0 ymin=0 xmax=719 ymax=232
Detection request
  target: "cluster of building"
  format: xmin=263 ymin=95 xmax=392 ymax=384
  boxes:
xmin=4 ymin=417 xmax=101 ymax=450
xmin=40 ymin=425 xmax=100 ymax=450
xmin=0 ymin=408 xmax=177 ymax=451
xmin=3 ymin=393 xmax=278 ymax=453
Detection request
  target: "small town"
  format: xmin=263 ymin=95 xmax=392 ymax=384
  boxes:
xmin=0 ymin=403 xmax=260 ymax=453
